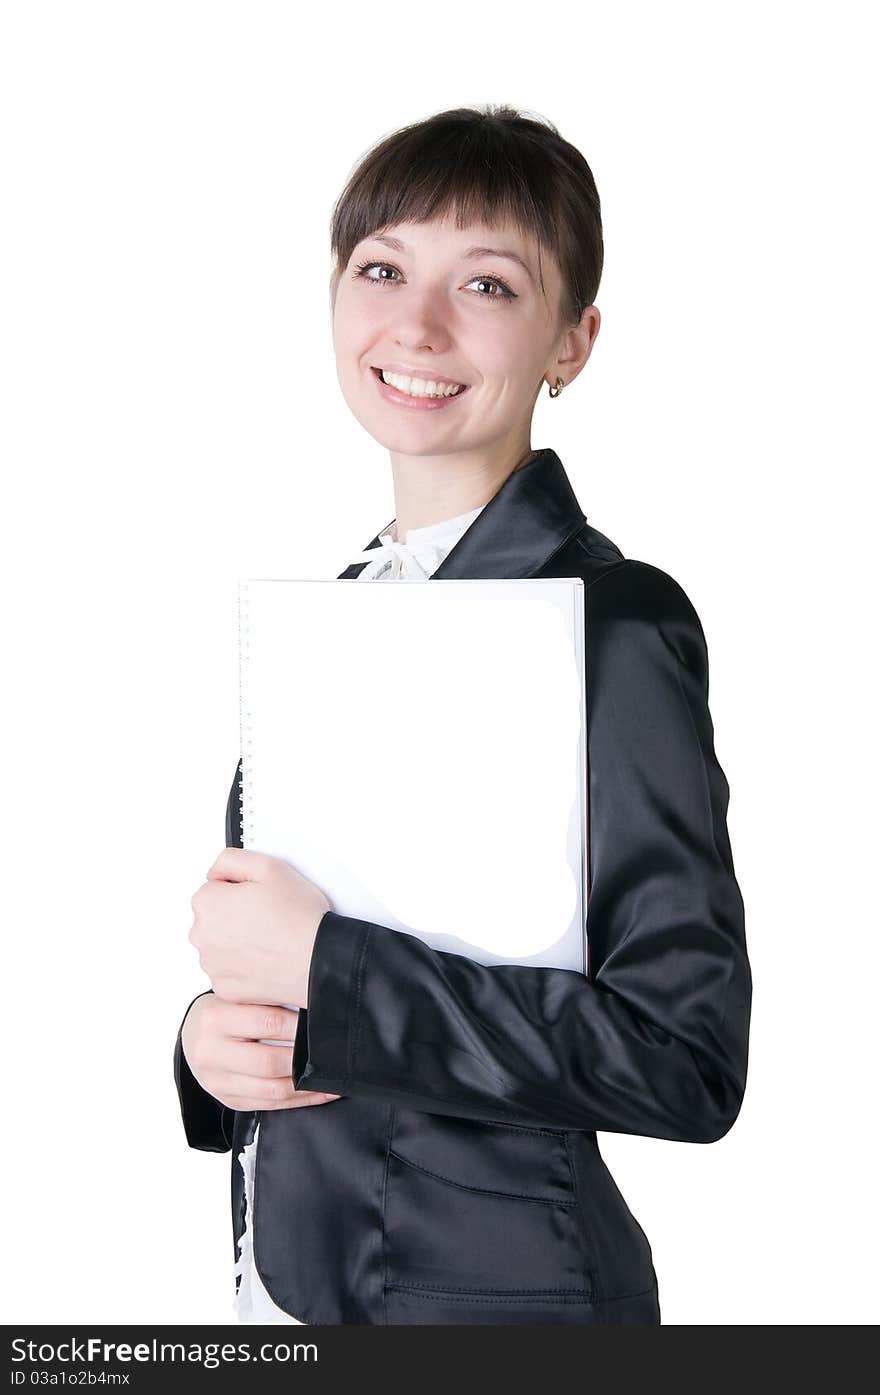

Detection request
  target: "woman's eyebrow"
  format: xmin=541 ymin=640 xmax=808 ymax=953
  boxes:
xmin=464 ymin=246 xmax=535 ymax=284
xmin=365 ymin=234 xmax=535 ymax=285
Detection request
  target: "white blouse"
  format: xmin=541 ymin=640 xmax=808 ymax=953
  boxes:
xmin=348 ymin=502 xmax=486 ymax=580
xmin=232 ymin=500 xmax=487 ymax=1325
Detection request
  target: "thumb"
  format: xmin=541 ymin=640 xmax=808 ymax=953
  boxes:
xmin=206 ymin=847 xmax=272 ymax=883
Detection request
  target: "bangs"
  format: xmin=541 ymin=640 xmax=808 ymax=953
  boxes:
xmin=330 ymin=106 xmax=602 ymax=327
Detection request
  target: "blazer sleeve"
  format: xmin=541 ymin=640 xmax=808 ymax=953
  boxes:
xmin=291 ymin=559 xmax=752 ymax=1144
xmin=171 ymin=763 xmax=244 ymax=1153
xmin=173 ymin=989 xmax=234 ymax=1152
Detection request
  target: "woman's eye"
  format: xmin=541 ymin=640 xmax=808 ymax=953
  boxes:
xmin=464 ymin=275 xmax=516 ymax=302
xmin=352 ymin=261 xmax=515 ymax=303
xmin=353 ymin=261 xmax=400 ymax=284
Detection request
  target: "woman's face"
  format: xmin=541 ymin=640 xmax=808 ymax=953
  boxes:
xmin=330 ymin=214 xmax=590 ymax=463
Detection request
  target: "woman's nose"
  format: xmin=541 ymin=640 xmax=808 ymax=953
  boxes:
xmin=389 ymin=288 xmax=457 ymax=348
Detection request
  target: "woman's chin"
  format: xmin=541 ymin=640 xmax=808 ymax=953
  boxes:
xmin=355 ymin=406 xmax=468 ymax=456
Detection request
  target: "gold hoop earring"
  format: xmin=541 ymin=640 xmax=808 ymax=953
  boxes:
xmin=548 ymin=376 xmax=564 ymax=398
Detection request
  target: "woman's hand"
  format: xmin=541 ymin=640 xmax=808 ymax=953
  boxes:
xmin=181 ymin=993 xmax=341 ymax=1112
xmin=189 ymin=847 xmax=330 ymax=1007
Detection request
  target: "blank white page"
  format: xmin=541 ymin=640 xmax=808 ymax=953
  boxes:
xmin=238 ymin=577 xmax=587 ymax=991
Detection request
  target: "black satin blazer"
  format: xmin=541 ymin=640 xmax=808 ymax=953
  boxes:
xmin=173 ymin=446 xmax=752 ymax=1326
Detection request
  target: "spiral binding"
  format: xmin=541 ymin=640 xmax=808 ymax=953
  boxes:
xmin=237 ymin=581 xmax=254 ymax=847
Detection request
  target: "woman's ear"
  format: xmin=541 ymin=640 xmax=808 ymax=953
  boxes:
xmin=552 ymin=304 xmax=601 ymax=390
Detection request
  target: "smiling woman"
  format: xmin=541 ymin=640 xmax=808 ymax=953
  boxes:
xmin=326 ymin=110 xmax=603 ymax=526
xmin=173 ymin=103 xmax=751 ymax=1328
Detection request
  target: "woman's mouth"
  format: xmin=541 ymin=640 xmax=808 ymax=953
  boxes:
xmin=370 ymin=366 xmax=471 ymax=411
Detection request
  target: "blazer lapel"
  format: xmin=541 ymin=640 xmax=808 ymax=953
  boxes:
xmin=335 ymin=448 xmax=587 ymax=582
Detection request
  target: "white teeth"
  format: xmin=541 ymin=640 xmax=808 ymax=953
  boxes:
xmin=380 ymin=370 xmax=465 ymax=398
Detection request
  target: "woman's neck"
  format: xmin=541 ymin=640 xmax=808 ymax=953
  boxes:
xmin=390 ymin=445 xmax=536 ymax=542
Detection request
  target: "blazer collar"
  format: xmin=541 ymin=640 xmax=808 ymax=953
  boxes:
xmin=336 ymin=447 xmax=587 ymax=581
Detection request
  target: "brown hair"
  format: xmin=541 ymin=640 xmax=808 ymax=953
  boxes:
xmin=329 ymin=104 xmax=603 ymax=331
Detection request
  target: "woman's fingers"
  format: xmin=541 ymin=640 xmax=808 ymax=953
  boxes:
xmin=207 ymin=1070 xmax=337 ymax=1110
xmin=218 ymin=1037 xmax=299 ymax=1079
xmin=206 ymin=1030 xmax=343 ymax=1109
xmin=182 ymin=994 xmax=342 ymax=1111
xmin=212 ymin=999 xmax=301 ymax=1044
xmin=225 ymin=1089 xmax=342 ymax=1111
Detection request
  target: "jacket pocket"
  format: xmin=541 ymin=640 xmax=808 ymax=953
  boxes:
xmin=383 ymin=1108 xmax=594 ymax=1299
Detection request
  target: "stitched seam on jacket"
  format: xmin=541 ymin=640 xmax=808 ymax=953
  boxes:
xmin=573 ymin=534 xmax=626 ymax=565
xmin=580 ymin=554 xmax=631 ymax=593
xmin=384 ymin=1283 xmax=594 ymax=1300
xmin=388 ymin=1149 xmax=576 ymax=1206
xmin=384 ymin=1280 xmax=657 ymax=1303
xmin=522 ymin=520 xmax=590 ymax=576
xmin=332 ymin=1072 xmax=567 ymax=1125
xmin=469 ymin=1119 xmax=567 ymax=1139
xmin=563 ymin=1130 xmax=599 ymax=1300
xmin=348 ymin=923 xmax=372 ymax=1086
xmin=381 ymin=1106 xmax=395 ymax=1327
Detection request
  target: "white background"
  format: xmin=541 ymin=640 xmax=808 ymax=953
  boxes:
xmin=2 ymin=1 xmax=877 ymax=1326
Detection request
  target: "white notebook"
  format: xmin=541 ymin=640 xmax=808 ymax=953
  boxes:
xmin=238 ymin=577 xmax=589 ymax=1018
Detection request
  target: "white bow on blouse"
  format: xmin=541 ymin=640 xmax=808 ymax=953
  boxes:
xmin=347 ymin=503 xmax=487 ymax=582
xmin=348 ymin=537 xmax=442 ymax=580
